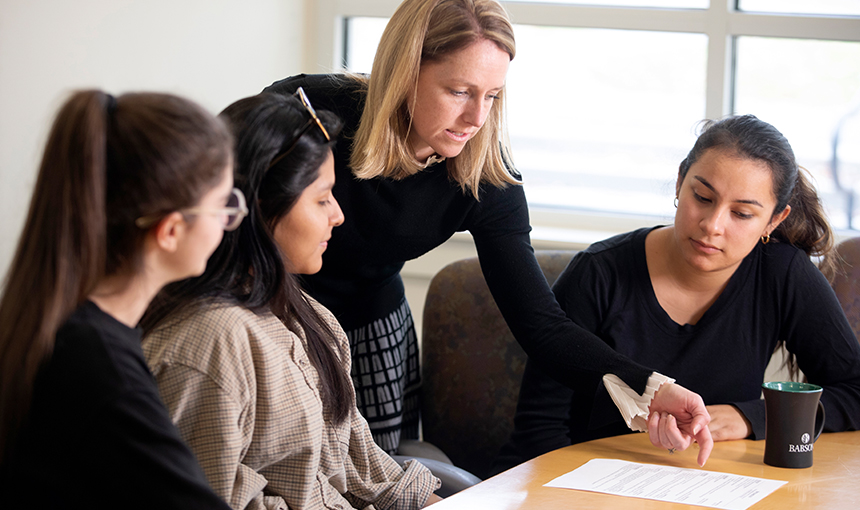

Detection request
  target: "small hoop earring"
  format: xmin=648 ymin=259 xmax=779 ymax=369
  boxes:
xmin=761 ymin=234 xmax=771 ymax=244
xmin=674 ymin=197 xmax=679 ymax=208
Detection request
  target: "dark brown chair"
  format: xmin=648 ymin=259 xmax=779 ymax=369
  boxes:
xmin=831 ymin=236 xmax=860 ymax=341
xmin=420 ymin=250 xmax=577 ymax=479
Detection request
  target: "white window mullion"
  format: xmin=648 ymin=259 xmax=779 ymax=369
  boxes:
xmin=730 ymin=12 xmax=860 ymax=41
xmin=704 ymin=0 xmax=733 ymax=119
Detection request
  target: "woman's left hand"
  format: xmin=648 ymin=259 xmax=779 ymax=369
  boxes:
xmin=705 ymin=404 xmax=752 ymax=441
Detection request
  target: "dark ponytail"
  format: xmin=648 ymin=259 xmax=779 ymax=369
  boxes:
xmin=0 ymin=92 xmax=111 ymax=462
xmin=0 ymin=90 xmax=231 ymax=462
xmin=775 ymin=168 xmax=835 ymax=279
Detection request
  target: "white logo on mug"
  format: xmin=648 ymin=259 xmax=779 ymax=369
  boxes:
xmin=789 ymin=433 xmax=814 ymax=453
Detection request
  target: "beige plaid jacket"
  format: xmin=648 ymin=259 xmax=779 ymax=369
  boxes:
xmin=142 ymin=300 xmax=439 ymax=510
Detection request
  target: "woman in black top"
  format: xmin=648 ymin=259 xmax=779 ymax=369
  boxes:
xmin=0 ymin=90 xmax=246 ymax=508
xmin=494 ymin=115 xmax=860 ymax=473
xmin=265 ymin=0 xmax=713 ymax=465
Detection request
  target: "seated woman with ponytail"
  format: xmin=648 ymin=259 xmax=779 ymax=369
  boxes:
xmin=141 ymin=91 xmax=440 ymax=510
xmin=0 ymin=90 xmax=241 ymax=508
xmin=494 ymin=114 xmax=860 ymax=474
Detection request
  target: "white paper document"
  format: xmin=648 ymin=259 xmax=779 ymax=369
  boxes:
xmin=545 ymin=459 xmax=787 ymax=510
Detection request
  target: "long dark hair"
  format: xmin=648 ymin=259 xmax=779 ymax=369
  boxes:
xmin=0 ymin=90 xmax=232 ymax=461
xmin=142 ymin=92 xmax=354 ymax=424
xmin=679 ymin=114 xmax=836 ymax=279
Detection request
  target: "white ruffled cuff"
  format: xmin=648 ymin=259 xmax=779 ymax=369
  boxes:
xmin=602 ymin=372 xmax=675 ymax=432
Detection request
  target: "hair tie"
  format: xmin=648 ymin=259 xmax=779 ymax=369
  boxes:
xmin=105 ymin=93 xmax=118 ymax=115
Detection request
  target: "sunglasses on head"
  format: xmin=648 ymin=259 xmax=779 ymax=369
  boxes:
xmin=267 ymin=87 xmax=331 ymax=170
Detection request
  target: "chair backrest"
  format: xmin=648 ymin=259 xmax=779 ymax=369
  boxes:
xmin=831 ymin=236 xmax=860 ymax=341
xmin=421 ymin=250 xmax=577 ymax=479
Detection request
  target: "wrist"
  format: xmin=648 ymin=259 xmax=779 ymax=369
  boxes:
xmin=603 ymin=372 xmax=675 ymax=432
xmin=646 ymin=372 xmax=676 ymax=406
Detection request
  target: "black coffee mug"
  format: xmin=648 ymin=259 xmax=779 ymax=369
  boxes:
xmin=762 ymin=381 xmax=825 ymax=469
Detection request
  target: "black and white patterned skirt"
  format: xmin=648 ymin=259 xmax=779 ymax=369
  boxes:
xmin=346 ymin=297 xmax=421 ymax=454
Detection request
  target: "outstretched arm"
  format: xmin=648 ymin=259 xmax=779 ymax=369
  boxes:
xmin=470 ymin=192 xmax=712 ymax=465
xmin=470 ymin=187 xmax=654 ymax=392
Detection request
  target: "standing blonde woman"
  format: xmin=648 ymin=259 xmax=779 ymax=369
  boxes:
xmin=0 ymin=90 xmax=243 ymax=508
xmin=266 ymin=0 xmax=713 ymax=465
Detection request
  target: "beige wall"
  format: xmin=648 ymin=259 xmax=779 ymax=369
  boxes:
xmin=0 ymin=0 xmax=308 ymax=278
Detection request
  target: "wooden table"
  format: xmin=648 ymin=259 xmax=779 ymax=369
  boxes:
xmin=431 ymin=431 xmax=860 ymax=509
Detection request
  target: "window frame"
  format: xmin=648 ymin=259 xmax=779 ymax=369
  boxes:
xmin=308 ymin=0 xmax=860 ymax=243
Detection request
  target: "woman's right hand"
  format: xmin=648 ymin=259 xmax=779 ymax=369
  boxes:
xmin=647 ymin=383 xmax=714 ymax=466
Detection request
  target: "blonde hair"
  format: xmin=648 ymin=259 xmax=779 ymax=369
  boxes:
xmin=350 ymin=0 xmax=519 ymax=198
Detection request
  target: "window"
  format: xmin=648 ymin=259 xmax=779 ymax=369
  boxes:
xmin=324 ymin=1 xmax=860 ymax=232
xmin=735 ymin=36 xmax=860 ymax=229
xmin=506 ymin=26 xmax=706 ymax=218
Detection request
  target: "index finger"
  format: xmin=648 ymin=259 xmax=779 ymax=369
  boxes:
xmin=695 ymin=423 xmax=714 ymax=467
